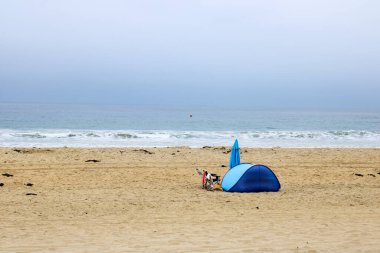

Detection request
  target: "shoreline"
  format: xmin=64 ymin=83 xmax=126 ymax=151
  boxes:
xmin=2 ymin=128 xmax=380 ymax=148
xmin=2 ymin=145 xmax=380 ymax=148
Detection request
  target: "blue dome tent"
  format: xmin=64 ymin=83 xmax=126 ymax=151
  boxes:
xmin=222 ymin=163 xmax=281 ymax=192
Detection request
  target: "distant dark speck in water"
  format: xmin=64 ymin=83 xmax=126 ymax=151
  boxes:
xmin=189 ymin=114 xmax=192 ymax=118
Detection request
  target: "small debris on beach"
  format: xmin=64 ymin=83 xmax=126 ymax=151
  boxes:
xmin=0 ymin=183 xmax=4 ymax=187
xmin=25 ymin=183 xmax=34 ymax=187
xmin=221 ymin=165 xmax=226 ymax=167
xmin=133 ymin=149 xmax=154 ymax=155
xmin=26 ymin=193 xmax=37 ymax=196
xmin=85 ymin=159 xmax=101 ymax=163
xmin=171 ymin=153 xmax=176 ymax=155
xmin=368 ymin=174 xmax=376 ymax=177
xmin=223 ymin=149 xmax=231 ymax=154
xmin=354 ymin=173 xmax=363 ymax=177
xmin=202 ymin=146 xmax=211 ymax=149
xmin=256 ymin=206 xmax=259 ymax=209
xmin=2 ymin=173 xmax=13 ymax=177
xmin=13 ymin=148 xmax=52 ymax=154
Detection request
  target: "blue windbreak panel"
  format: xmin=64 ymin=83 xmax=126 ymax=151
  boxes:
xmin=221 ymin=163 xmax=254 ymax=191
xmin=229 ymin=139 xmax=240 ymax=169
xmin=229 ymin=165 xmax=281 ymax=192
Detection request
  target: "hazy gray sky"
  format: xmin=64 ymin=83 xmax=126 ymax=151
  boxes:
xmin=0 ymin=0 xmax=379 ymax=109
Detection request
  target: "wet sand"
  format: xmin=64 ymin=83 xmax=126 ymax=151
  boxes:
xmin=0 ymin=147 xmax=379 ymax=252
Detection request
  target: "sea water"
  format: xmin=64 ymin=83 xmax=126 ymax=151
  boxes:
xmin=0 ymin=103 xmax=379 ymax=147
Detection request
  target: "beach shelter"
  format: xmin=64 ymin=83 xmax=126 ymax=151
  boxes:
xmin=222 ymin=163 xmax=281 ymax=192
xmin=229 ymin=139 xmax=240 ymax=169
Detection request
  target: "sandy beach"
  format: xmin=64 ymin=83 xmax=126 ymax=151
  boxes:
xmin=0 ymin=147 xmax=379 ymax=252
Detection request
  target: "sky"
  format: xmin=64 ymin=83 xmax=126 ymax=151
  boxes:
xmin=0 ymin=0 xmax=379 ymax=110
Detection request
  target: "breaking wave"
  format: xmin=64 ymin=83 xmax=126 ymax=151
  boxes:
xmin=1 ymin=129 xmax=380 ymax=147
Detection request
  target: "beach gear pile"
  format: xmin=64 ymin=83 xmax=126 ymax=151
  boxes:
xmin=199 ymin=139 xmax=281 ymax=193
xmin=196 ymin=169 xmax=222 ymax=191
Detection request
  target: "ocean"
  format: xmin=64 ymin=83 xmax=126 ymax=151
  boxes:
xmin=0 ymin=103 xmax=379 ymax=148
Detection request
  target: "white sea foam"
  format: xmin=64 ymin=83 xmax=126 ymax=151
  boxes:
xmin=1 ymin=129 xmax=380 ymax=148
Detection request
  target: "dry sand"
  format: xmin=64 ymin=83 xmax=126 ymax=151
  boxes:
xmin=0 ymin=147 xmax=379 ymax=252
